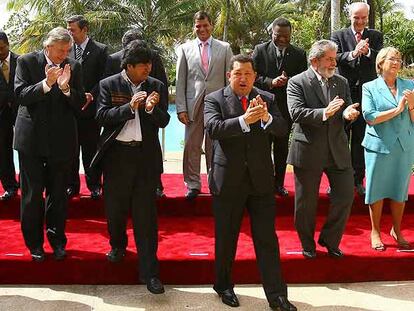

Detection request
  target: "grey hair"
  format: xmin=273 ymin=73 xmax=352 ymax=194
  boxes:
xmin=308 ymin=40 xmax=338 ymax=62
xmin=348 ymin=2 xmax=370 ymax=17
xmin=43 ymin=27 xmax=72 ymax=48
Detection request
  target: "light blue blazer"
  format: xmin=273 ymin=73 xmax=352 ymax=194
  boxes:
xmin=362 ymin=76 xmax=414 ymax=154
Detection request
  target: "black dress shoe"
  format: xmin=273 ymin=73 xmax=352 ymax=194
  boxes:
xmin=30 ymin=247 xmax=45 ymax=262
xmin=146 ymin=277 xmax=165 ymax=294
xmin=275 ymin=186 xmax=289 ymax=197
xmin=355 ymin=184 xmax=366 ymax=196
xmin=66 ymin=187 xmax=79 ymax=198
xmin=0 ymin=189 xmax=17 ymax=201
xmin=90 ymin=188 xmax=101 ymax=200
xmin=185 ymin=189 xmax=200 ymax=201
xmin=318 ymin=239 xmax=344 ymax=258
xmin=302 ymin=249 xmax=316 ymax=259
xmin=269 ymin=295 xmax=297 ymax=311
xmin=106 ymin=248 xmax=126 ymax=262
xmin=214 ymin=288 xmax=240 ymax=307
xmin=53 ymin=246 xmax=67 ymax=261
xmin=155 ymin=187 xmax=166 ymax=198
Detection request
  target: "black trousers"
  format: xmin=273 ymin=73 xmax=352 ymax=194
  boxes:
xmin=346 ymin=85 xmax=365 ymax=185
xmin=19 ymin=152 xmax=71 ymax=250
xmin=68 ymin=118 xmax=101 ymax=193
xmin=213 ymin=171 xmax=287 ymax=302
xmin=102 ymin=142 xmax=159 ymax=280
xmin=0 ymin=124 xmax=18 ymax=191
xmin=293 ymin=164 xmax=354 ymax=251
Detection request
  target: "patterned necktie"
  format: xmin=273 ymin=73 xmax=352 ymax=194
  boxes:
xmin=277 ymin=48 xmax=284 ymax=64
xmin=75 ymin=44 xmax=83 ymax=61
xmin=355 ymin=32 xmax=362 ymax=43
xmin=201 ymin=41 xmax=209 ymax=73
xmin=2 ymin=60 xmax=9 ymax=83
xmin=321 ymin=78 xmax=329 ymax=103
xmin=241 ymin=96 xmax=248 ymax=111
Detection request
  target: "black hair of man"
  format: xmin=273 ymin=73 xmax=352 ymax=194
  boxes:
xmin=272 ymin=17 xmax=291 ymax=30
xmin=121 ymin=28 xmax=145 ymax=49
xmin=121 ymin=40 xmax=153 ymax=69
xmin=0 ymin=31 xmax=9 ymax=45
xmin=194 ymin=11 xmax=212 ymax=24
xmin=229 ymin=54 xmax=256 ymax=71
xmin=66 ymin=15 xmax=89 ymax=30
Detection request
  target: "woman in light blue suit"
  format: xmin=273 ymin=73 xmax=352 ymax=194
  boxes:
xmin=362 ymin=47 xmax=414 ymax=251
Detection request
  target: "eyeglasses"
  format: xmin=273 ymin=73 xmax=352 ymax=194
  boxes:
xmin=386 ymin=58 xmax=403 ymax=64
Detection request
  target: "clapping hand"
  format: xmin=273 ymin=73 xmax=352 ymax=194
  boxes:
xmin=129 ymin=91 xmax=147 ymax=110
xmin=57 ymin=64 xmax=71 ymax=90
xmin=145 ymin=91 xmax=160 ymax=111
xmin=325 ymin=96 xmax=345 ymax=118
xmin=343 ymin=103 xmax=360 ymax=121
xmin=45 ymin=64 xmax=63 ymax=87
xmin=272 ymin=71 xmax=288 ymax=88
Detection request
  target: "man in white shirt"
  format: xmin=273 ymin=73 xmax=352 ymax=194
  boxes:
xmin=93 ymin=40 xmax=169 ymax=294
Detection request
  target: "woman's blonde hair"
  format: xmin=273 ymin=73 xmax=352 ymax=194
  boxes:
xmin=376 ymin=47 xmax=401 ymax=74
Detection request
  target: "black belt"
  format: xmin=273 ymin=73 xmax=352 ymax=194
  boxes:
xmin=115 ymin=140 xmax=142 ymax=147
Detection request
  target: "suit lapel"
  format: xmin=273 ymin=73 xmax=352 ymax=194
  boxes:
xmin=377 ymin=76 xmax=397 ymax=106
xmin=346 ymin=27 xmax=357 ymax=49
xmin=82 ymin=40 xmax=94 ymax=62
xmin=223 ymin=85 xmax=244 ymax=115
xmin=306 ymin=69 xmax=327 ymax=106
xmin=207 ymin=39 xmax=219 ymax=79
xmin=193 ymin=39 xmax=206 ymax=77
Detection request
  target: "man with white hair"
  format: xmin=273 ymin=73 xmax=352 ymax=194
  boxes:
xmin=287 ymin=40 xmax=359 ymax=259
xmin=331 ymin=2 xmax=383 ymax=196
xmin=14 ymin=27 xmax=85 ymax=262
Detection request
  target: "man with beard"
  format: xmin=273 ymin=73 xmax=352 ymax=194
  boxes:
xmin=287 ymin=40 xmax=359 ymax=259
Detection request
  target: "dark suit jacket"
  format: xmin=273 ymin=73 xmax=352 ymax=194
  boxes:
xmin=0 ymin=52 xmax=18 ymax=126
xmin=204 ymin=86 xmax=288 ymax=195
xmin=13 ymin=51 xmax=85 ymax=158
xmin=253 ymin=41 xmax=307 ymax=119
xmin=286 ymin=68 xmax=352 ymax=170
xmin=91 ymin=74 xmax=170 ymax=175
xmin=331 ymin=27 xmax=383 ymax=87
xmin=70 ymin=38 xmax=108 ymax=119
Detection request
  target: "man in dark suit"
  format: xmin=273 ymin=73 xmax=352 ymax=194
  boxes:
xmin=331 ymin=2 xmax=383 ymax=196
xmin=0 ymin=31 xmax=19 ymax=200
xmin=66 ymin=15 xmax=109 ymax=199
xmin=14 ymin=27 xmax=85 ymax=261
xmin=252 ymin=17 xmax=307 ymax=197
xmin=92 ymin=40 xmax=169 ymax=294
xmin=205 ymin=54 xmax=296 ymax=311
xmin=287 ymin=40 xmax=360 ymax=260
xmin=105 ymin=28 xmax=168 ymax=198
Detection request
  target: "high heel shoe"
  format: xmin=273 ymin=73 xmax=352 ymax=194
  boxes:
xmin=390 ymin=229 xmax=411 ymax=249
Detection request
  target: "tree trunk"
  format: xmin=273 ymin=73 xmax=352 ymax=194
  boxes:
xmin=223 ymin=0 xmax=230 ymax=42
xmin=331 ymin=0 xmax=340 ymax=33
xmin=367 ymin=0 xmax=376 ymax=29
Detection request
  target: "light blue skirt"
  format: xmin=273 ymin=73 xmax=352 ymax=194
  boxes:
xmin=364 ymin=140 xmax=413 ymax=204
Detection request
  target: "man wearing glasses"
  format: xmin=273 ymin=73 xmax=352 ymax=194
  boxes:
xmin=331 ymin=2 xmax=383 ymax=197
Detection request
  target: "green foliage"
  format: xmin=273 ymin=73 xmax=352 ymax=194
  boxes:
xmin=289 ymin=11 xmax=326 ymax=52
xmin=382 ymin=12 xmax=414 ymax=65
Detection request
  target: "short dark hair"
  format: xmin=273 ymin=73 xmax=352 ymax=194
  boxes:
xmin=272 ymin=17 xmax=291 ymax=30
xmin=66 ymin=15 xmax=89 ymax=30
xmin=194 ymin=11 xmax=212 ymax=24
xmin=121 ymin=28 xmax=144 ymax=48
xmin=229 ymin=54 xmax=255 ymax=71
xmin=0 ymin=31 xmax=9 ymax=45
xmin=121 ymin=40 xmax=153 ymax=69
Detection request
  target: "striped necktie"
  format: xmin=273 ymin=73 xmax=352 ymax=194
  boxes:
xmin=75 ymin=45 xmax=83 ymax=61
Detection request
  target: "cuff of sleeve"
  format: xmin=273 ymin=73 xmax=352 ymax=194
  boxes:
xmin=261 ymin=113 xmax=273 ymax=129
xmin=366 ymin=48 xmax=371 ymax=58
xmin=346 ymin=52 xmax=356 ymax=61
xmin=145 ymin=106 xmax=155 ymax=114
xmin=364 ymin=111 xmax=380 ymax=123
xmin=42 ymin=79 xmax=51 ymax=94
xmin=238 ymin=116 xmax=250 ymax=132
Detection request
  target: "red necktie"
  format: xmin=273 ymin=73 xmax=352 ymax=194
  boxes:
xmin=241 ymin=96 xmax=248 ymax=111
xmin=355 ymin=32 xmax=362 ymax=43
xmin=201 ymin=41 xmax=209 ymax=73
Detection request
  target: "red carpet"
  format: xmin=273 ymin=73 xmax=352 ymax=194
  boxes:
xmin=1 ymin=173 xmax=414 ymax=284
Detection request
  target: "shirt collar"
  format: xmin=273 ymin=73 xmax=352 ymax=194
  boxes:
xmin=1 ymin=52 xmax=11 ymax=65
xmin=76 ymin=37 xmax=89 ymax=50
xmin=271 ymin=42 xmax=286 ymax=55
xmin=121 ymin=69 xmax=145 ymax=88
xmin=196 ymin=36 xmax=213 ymax=46
xmin=310 ymin=66 xmax=327 ymax=83
xmin=351 ymin=27 xmax=365 ymax=36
